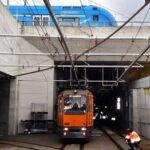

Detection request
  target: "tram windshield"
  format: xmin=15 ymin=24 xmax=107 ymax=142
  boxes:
xmin=64 ymin=95 xmax=86 ymax=114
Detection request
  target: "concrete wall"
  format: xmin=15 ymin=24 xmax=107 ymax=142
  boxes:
xmin=8 ymin=67 xmax=55 ymax=135
xmin=128 ymin=76 xmax=150 ymax=138
xmin=0 ymin=2 xmax=55 ymax=135
xmin=16 ymin=69 xmax=54 ymax=134
xmin=0 ymin=2 xmax=20 ymax=75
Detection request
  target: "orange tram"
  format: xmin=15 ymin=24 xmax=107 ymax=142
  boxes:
xmin=57 ymin=89 xmax=94 ymax=139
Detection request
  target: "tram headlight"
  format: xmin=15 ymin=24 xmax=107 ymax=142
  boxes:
xmin=81 ymin=127 xmax=87 ymax=131
xmin=82 ymin=132 xmax=86 ymax=136
xmin=63 ymin=132 xmax=67 ymax=136
xmin=63 ymin=127 xmax=68 ymax=131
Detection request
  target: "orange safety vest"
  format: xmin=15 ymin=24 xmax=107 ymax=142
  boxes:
xmin=125 ymin=131 xmax=141 ymax=143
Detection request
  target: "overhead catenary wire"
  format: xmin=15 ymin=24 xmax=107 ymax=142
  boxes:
xmin=43 ymin=0 xmax=79 ymax=84
xmin=3 ymin=0 xmax=149 ymax=82
xmin=114 ymin=43 xmax=150 ymax=86
xmin=24 ymin=0 xmax=68 ymax=73
xmin=121 ymin=6 xmax=150 ymax=61
xmin=79 ymin=0 xmax=93 ymax=37
xmin=27 ymin=0 xmax=50 ymax=82
xmin=22 ymin=0 xmax=57 ymax=81
xmin=79 ymin=0 xmax=93 ymax=54
xmin=76 ymin=1 xmax=150 ymax=60
xmin=134 ymin=6 xmax=150 ymax=41
xmin=30 ymin=0 xmax=65 ymax=57
xmin=15 ymin=61 xmax=66 ymax=77
xmin=87 ymin=0 xmax=129 ymax=19
xmin=24 ymin=2 xmax=53 ymax=57
xmin=25 ymin=0 xmax=60 ymax=58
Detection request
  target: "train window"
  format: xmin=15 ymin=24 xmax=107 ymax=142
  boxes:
xmin=73 ymin=6 xmax=81 ymax=10
xmin=58 ymin=18 xmax=62 ymax=22
xmin=33 ymin=16 xmax=41 ymax=26
xmin=64 ymin=95 xmax=86 ymax=114
xmin=42 ymin=16 xmax=49 ymax=26
xmin=93 ymin=15 xmax=99 ymax=22
xmin=58 ymin=17 xmax=79 ymax=26
xmin=63 ymin=6 xmax=71 ymax=10
xmin=62 ymin=18 xmax=75 ymax=22
xmin=93 ymin=7 xmax=98 ymax=10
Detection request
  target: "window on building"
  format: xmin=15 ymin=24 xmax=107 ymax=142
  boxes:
xmin=93 ymin=15 xmax=99 ymax=22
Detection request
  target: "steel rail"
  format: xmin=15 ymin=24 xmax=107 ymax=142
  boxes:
xmin=0 ymin=140 xmax=60 ymax=150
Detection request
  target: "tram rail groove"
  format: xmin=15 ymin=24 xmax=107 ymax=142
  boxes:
xmin=101 ymin=128 xmax=124 ymax=150
xmin=0 ymin=140 xmax=85 ymax=150
xmin=60 ymin=144 xmax=67 ymax=150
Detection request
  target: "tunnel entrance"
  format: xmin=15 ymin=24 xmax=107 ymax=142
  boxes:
xmin=55 ymin=61 xmax=138 ymax=131
xmin=0 ymin=72 xmax=11 ymax=135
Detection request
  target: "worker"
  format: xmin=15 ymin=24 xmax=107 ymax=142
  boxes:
xmin=72 ymin=103 xmax=79 ymax=109
xmin=81 ymin=103 xmax=86 ymax=110
xmin=125 ymin=128 xmax=141 ymax=150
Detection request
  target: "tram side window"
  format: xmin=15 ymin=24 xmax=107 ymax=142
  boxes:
xmin=93 ymin=15 xmax=99 ymax=22
xmin=59 ymin=99 xmax=63 ymax=112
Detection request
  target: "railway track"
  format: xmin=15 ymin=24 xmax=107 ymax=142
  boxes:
xmin=0 ymin=140 xmax=60 ymax=150
xmin=0 ymin=128 xmax=128 ymax=150
xmin=0 ymin=140 xmax=85 ymax=150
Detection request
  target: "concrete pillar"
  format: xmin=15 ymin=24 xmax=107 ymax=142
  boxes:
xmin=8 ymin=78 xmax=18 ymax=135
xmin=132 ymin=89 xmax=140 ymax=132
xmin=0 ymin=78 xmax=10 ymax=135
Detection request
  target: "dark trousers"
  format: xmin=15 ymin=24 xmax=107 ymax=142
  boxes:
xmin=128 ymin=141 xmax=140 ymax=149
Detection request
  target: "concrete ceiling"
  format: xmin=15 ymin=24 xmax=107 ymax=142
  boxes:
xmin=24 ymin=37 xmax=150 ymax=62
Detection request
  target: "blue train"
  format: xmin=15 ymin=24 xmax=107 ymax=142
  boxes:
xmin=9 ymin=5 xmax=117 ymax=27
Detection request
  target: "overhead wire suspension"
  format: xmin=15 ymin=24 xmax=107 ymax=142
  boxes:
xmin=76 ymin=1 xmax=150 ymax=60
xmin=43 ymin=0 xmax=79 ymax=86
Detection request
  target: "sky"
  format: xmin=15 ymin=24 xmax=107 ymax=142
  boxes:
xmin=1 ymin=0 xmax=150 ymax=21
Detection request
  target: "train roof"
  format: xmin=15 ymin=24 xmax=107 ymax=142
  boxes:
xmin=9 ymin=5 xmax=116 ymax=25
xmin=59 ymin=89 xmax=93 ymax=95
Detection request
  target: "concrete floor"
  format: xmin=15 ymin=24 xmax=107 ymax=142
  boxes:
xmin=0 ymin=133 xmax=148 ymax=150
